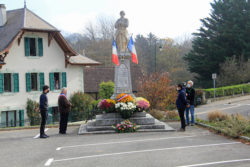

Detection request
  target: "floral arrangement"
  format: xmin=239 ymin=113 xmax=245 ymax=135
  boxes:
xmin=113 ymin=120 xmax=138 ymax=133
xmin=134 ymin=97 xmax=150 ymax=112
xmin=97 ymin=99 xmax=116 ymax=113
xmin=116 ymin=93 xmax=134 ymax=103
xmin=115 ymin=102 xmax=136 ymax=119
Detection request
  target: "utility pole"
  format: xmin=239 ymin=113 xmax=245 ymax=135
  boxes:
xmin=212 ymin=73 xmax=217 ymax=101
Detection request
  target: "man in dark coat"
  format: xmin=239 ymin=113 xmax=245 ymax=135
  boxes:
xmin=186 ymin=80 xmax=196 ymax=126
xmin=39 ymin=85 xmax=50 ymax=138
xmin=176 ymin=83 xmax=189 ymax=131
xmin=58 ymin=88 xmax=71 ymax=134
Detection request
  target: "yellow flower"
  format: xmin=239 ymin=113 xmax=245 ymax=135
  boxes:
xmin=106 ymin=99 xmax=116 ymax=104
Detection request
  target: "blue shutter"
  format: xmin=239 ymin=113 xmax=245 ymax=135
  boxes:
xmin=13 ymin=73 xmax=19 ymax=92
xmin=49 ymin=73 xmax=54 ymax=91
xmin=47 ymin=107 xmax=53 ymax=124
xmin=26 ymin=73 xmax=31 ymax=92
xmin=62 ymin=72 xmax=67 ymax=87
xmin=38 ymin=38 xmax=43 ymax=57
xmin=39 ymin=73 xmax=44 ymax=91
xmin=24 ymin=37 xmax=30 ymax=56
xmin=19 ymin=110 xmax=24 ymax=126
xmin=0 ymin=73 xmax=3 ymax=93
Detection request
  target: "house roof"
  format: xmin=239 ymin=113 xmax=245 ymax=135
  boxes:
xmin=69 ymin=54 xmax=101 ymax=66
xmin=0 ymin=7 xmax=75 ymax=56
xmin=84 ymin=66 xmax=143 ymax=93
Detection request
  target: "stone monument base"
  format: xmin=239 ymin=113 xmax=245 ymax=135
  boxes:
xmin=78 ymin=112 xmax=175 ymax=134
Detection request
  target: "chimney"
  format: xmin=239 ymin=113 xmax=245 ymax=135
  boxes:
xmin=0 ymin=4 xmax=7 ymax=26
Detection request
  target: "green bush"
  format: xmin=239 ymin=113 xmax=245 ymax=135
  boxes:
xmin=203 ymin=83 xmax=250 ymax=98
xmin=26 ymin=99 xmax=40 ymax=126
xmin=99 ymin=81 xmax=114 ymax=99
xmin=70 ymin=92 xmax=94 ymax=122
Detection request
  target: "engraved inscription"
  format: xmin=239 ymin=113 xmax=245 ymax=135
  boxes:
xmin=117 ymin=64 xmax=129 ymax=88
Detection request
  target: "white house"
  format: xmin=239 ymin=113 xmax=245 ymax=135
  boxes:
xmin=0 ymin=5 xmax=100 ymax=127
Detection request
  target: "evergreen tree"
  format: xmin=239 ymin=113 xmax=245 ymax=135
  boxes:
xmin=184 ymin=0 xmax=250 ymax=88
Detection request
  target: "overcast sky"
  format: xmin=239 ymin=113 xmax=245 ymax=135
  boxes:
xmin=2 ymin=0 xmax=214 ymax=39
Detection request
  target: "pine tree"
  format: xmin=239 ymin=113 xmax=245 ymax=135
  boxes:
xmin=184 ymin=0 xmax=250 ymax=88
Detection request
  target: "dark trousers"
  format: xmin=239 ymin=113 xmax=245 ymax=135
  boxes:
xmin=59 ymin=112 xmax=69 ymax=133
xmin=178 ymin=108 xmax=186 ymax=129
xmin=40 ymin=110 xmax=48 ymax=135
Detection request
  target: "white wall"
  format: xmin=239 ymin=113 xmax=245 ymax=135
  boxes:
xmin=0 ymin=31 xmax=84 ymax=122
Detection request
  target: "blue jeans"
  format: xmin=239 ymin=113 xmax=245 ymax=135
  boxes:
xmin=185 ymin=105 xmax=195 ymax=125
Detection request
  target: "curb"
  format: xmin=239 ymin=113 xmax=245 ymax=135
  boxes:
xmin=196 ymin=122 xmax=250 ymax=142
xmin=0 ymin=123 xmax=81 ymax=131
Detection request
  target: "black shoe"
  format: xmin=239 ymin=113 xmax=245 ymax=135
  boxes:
xmin=40 ymin=134 xmax=47 ymax=138
xmin=186 ymin=124 xmax=190 ymax=126
xmin=44 ymin=134 xmax=49 ymax=138
xmin=178 ymin=128 xmax=185 ymax=132
xmin=59 ymin=132 xmax=66 ymax=134
xmin=191 ymin=124 xmax=194 ymax=126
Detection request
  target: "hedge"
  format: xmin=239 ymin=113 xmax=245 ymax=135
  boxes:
xmin=203 ymin=83 xmax=250 ymax=98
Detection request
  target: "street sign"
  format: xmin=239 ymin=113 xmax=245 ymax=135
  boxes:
xmin=212 ymin=73 xmax=217 ymax=79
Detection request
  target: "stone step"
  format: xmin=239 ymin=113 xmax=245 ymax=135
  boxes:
xmin=96 ymin=112 xmax=146 ymax=120
xmin=86 ymin=124 xmax=166 ymax=132
xmin=95 ymin=117 xmax=155 ymax=126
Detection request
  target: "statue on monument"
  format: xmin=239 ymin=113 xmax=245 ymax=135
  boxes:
xmin=115 ymin=11 xmax=129 ymax=52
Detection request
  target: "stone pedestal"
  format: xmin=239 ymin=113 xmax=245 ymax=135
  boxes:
xmin=78 ymin=112 xmax=175 ymax=134
xmin=111 ymin=52 xmax=135 ymax=99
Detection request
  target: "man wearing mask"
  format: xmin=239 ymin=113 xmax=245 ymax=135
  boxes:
xmin=176 ymin=84 xmax=189 ymax=131
xmin=58 ymin=88 xmax=71 ymax=134
xmin=186 ymin=80 xmax=196 ymax=126
xmin=39 ymin=85 xmax=50 ymax=138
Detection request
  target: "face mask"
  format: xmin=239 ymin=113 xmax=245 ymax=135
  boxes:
xmin=47 ymin=90 xmax=50 ymax=93
xmin=187 ymin=84 xmax=191 ymax=88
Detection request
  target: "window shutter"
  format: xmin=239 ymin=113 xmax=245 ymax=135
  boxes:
xmin=26 ymin=73 xmax=31 ymax=92
xmin=62 ymin=72 xmax=67 ymax=87
xmin=24 ymin=37 xmax=30 ymax=56
xmin=19 ymin=110 xmax=24 ymax=126
xmin=13 ymin=73 xmax=19 ymax=92
xmin=39 ymin=73 xmax=45 ymax=91
xmin=38 ymin=38 xmax=43 ymax=57
xmin=0 ymin=73 xmax=4 ymax=93
xmin=49 ymin=73 xmax=54 ymax=91
xmin=47 ymin=107 xmax=53 ymax=124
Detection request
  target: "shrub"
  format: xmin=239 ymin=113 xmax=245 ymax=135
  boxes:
xmin=207 ymin=110 xmax=228 ymax=122
xmin=99 ymin=81 xmax=114 ymax=99
xmin=137 ymin=72 xmax=177 ymax=110
xmin=149 ymin=109 xmax=165 ymax=120
xmin=26 ymin=99 xmax=40 ymax=126
xmin=165 ymin=110 xmax=179 ymax=121
xmin=70 ymin=92 xmax=94 ymax=122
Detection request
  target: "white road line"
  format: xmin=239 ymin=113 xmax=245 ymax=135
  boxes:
xmin=196 ymin=105 xmax=243 ymax=115
xmin=44 ymin=142 xmax=240 ymax=166
xmin=177 ymin=158 xmax=250 ymax=167
xmin=44 ymin=158 xmax=54 ymax=166
xmin=33 ymin=128 xmax=49 ymax=139
xmin=56 ymin=135 xmax=199 ymax=151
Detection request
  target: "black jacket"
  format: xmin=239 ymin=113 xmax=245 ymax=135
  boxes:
xmin=186 ymin=87 xmax=195 ymax=105
xmin=39 ymin=93 xmax=48 ymax=111
xmin=58 ymin=95 xmax=71 ymax=113
xmin=176 ymin=89 xmax=187 ymax=109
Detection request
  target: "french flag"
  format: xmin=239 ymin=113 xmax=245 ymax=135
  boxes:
xmin=112 ymin=39 xmax=119 ymax=66
xmin=128 ymin=36 xmax=138 ymax=64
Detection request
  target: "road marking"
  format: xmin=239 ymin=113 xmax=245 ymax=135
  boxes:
xmin=33 ymin=128 xmax=49 ymax=139
xmin=44 ymin=158 xmax=54 ymax=166
xmin=56 ymin=135 xmax=199 ymax=151
xmin=45 ymin=142 xmax=240 ymax=166
xmin=177 ymin=158 xmax=250 ymax=167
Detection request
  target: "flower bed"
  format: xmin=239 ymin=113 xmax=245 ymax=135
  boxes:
xmin=97 ymin=99 xmax=116 ymax=113
xmin=134 ymin=97 xmax=150 ymax=112
xmin=115 ymin=102 xmax=136 ymax=119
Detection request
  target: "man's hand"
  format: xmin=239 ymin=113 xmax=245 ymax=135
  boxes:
xmin=186 ymin=104 xmax=190 ymax=108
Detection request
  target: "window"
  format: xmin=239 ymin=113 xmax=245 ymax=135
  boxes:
xmin=26 ymin=73 xmax=44 ymax=92
xmin=0 ymin=73 xmax=19 ymax=93
xmin=24 ymin=37 xmax=43 ymax=57
xmin=4 ymin=73 xmax=12 ymax=92
xmin=49 ymin=72 xmax=67 ymax=91
xmin=31 ymin=73 xmax=38 ymax=91
xmin=1 ymin=111 xmax=17 ymax=127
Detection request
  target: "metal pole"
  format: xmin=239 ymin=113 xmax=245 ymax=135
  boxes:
xmin=213 ymin=79 xmax=216 ymax=101
xmin=155 ymin=40 xmax=157 ymax=73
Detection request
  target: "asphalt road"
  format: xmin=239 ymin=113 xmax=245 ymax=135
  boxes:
xmin=196 ymin=95 xmax=250 ymax=120
xmin=0 ymin=122 xmax=249 ymax=167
